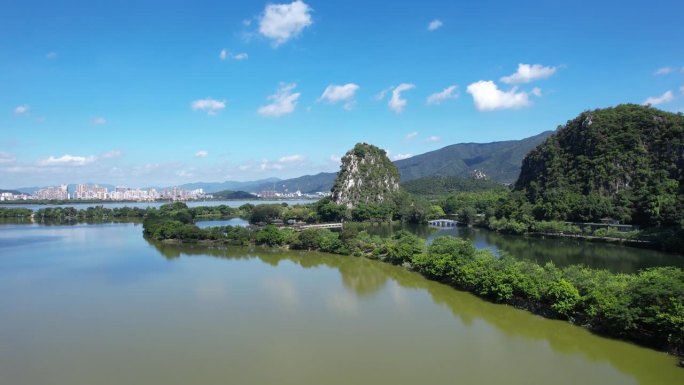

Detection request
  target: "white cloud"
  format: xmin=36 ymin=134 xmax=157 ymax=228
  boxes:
xmin=318 ymin=83 xmax=359 ymax=109
xmin=680 ymin=85 xmax=684 ymax=95
xmin=375 ymin=87 xmax=392 ymax=101
xmin=278 ymin=154 xmax=305 ymax=163
xmin=531 ymin=87 xmax=542 ymax=97
xmin=176 ymin=170 xmax=194 ymax=178
xmin=392 ymin=153 xmax=413 ymax=161
xmin=260 ymin=159 xmax=284 ymax=171
xmin=195 ymin=150 xmax=209 ymax=158
xmin=643 ymin=90 xmax=674 ymax=106
xmin=92 ymin=117 xmax=106 ymax=125
xmin=258 ymin=83 xmax=300 ymax=117
xmin=101 ymin=150 xmax=121 ymax=159
xmin=220 ymin=49 xmax=248 ymax=61
xmin=428 ymin=19 xmax=443 ymax=31
xmin=46 ymin=52 xmax=57 ymax=59
xmin=191 ymin=98 xmax=226 ymax=115
xmin=654 ymin=67 xmax=674 ymax=75
xmin=466 ymin=80 xmax=533 ymax=111
xmin=405 ymin=131 xmax=418 ymax=140
xmin=258 ymin=1 xmax=313 ymax=46
xmin=37 ymin=154 xmax=96 ymax=166
xmin=426 ymin=136 xmax=441 ymax=143
xmin=388 ymin=83 xmax=415 ymax=113
xmin=329 ymin=154 xmax=341 ymax=163
xmin=501 ymin=63 xmax=557 ymax=84
xmin=0 ymin=152 xmax=15 ymax=164
xmin=426 ymin=85 xmax=458 ymax=105
xmin=14 ymin=104 xmax=29 ymax=115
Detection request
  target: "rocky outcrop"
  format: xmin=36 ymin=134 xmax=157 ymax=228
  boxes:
xmin=331 ymin=143 xmax=400 ymax=208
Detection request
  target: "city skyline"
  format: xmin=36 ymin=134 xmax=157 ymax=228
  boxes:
xmin=2 ymin=0 xmax=684 ymax=187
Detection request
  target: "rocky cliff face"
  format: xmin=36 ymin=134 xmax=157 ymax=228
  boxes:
xmin=331 ymin=143 xmax=400 ymax=208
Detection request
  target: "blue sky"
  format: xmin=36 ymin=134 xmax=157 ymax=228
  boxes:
xmin=1 ymin=0 xmax=683 ymax=188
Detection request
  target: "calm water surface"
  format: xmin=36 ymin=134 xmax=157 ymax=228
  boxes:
xmin=0 ymin=199 xmax=315 ymax=211
xmin=0 ymin=223 xmax=681 ymax=385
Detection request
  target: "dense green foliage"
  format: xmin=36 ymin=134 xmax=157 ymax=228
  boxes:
xmin=401 ymin=175 xmax=506 ymax=197
xmin=331 ymin=143 xmax=400 ymax=208
xmin=515 ymin=104 xmax=684 ymax=230
xmin=0 ymin=207 xmax=33 ymax=218
xmin=143 ymin=205 xmax=684 ymax=354
xmin=211 ymin=190 xmax=258 ymax=199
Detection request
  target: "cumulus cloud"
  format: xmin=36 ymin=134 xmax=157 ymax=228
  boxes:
xmin=191 ymin=98 xmax=226 ymax=115
xmin=392 ymin=153 xmax=413 ymax=161
xmin=329 ymin=154 xmax=341 ymax=163
xmin=428 ymin=20 xmax=443 ymax=31
xmin=259 ymin=1 xmax=313 ymax=46
xmin=37 ymin=154 xmax=97 ymax=166
xmin=258 ymin=83 xmax=300 ymax=117
xmin=0 ymin=152 xmax=15 ymax=164
xmin=195 ymin=150 xmax=209 ymax=158
xmin=278 ymin=154 xmax=305 ymax=163
xmin=259 ymin=159 xmax=285 ymax=171
xmin=101 ymin=150 xmax=121 ymax=159
xmin=318 ymin=83 xmax=359 ymax=109
xmin=531 ymin=87 xmax=542 ymax=97
xmin=466 ymin=80 xmax=533 ymax=111
xmin=501 ymin=63 xmax=557 ymax=84
xmin=643 ymin=90 xmax=674 ymax=106
xmin=92 ymin=117 xmax=106 ymax=125
xmin=46 ymin=52 xmax=58 ymax=59
xmin=388 ymin=83 xmax=415 ymax=113
xmin=14 ymin=104 xmax=29 ymax=115
xmin=426 ymin=136 xmax=441 ymax=142
xmin=220 ymin=49 xmax=248 ymax=61
xmin=426 ymin=85 xmax=458 ymax=105
xmin=654 ymin=67 xmax=675 ymax=75
xmin=405 ymin=131 xmax=418 ymax=140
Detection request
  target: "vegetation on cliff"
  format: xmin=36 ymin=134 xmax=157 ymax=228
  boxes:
xmin=514 ymin=104 xmax=683 ymax=228
xmin=331 ymin=143 xmax=400 ymax=209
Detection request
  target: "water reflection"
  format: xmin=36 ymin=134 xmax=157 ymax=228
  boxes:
xmin=145 ymin=239 xmax=683 ymax=384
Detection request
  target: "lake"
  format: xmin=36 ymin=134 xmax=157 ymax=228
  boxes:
xmin=0 ymin=222 xmax=682 ymax=385
xmin=0 ymin=199 xmax=316 ymax=211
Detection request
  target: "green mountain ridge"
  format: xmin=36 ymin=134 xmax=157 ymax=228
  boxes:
xmin=247 ymin=131 xmax=553 ymax=194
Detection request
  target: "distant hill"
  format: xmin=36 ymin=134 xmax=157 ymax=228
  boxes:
xmin=211 ymin=190 xmax=258 ymax=200
xmin=244 ymin=131 xmax=554 ymax=193
xmin=401 ymin=176 xmax=506 ymax=197
xmin=249 ymin=172 xmax=337 ymax=194
xmin=394 ymin=130 xmax=554 ymax=183
xmin=179 ymin=178 xmax=281 ymax=193
xmin=0 ymin=189 xmax=22 ymax=195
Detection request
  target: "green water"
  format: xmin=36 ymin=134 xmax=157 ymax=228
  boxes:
xmin=0 ymin=223 xmax=681 ymax=384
